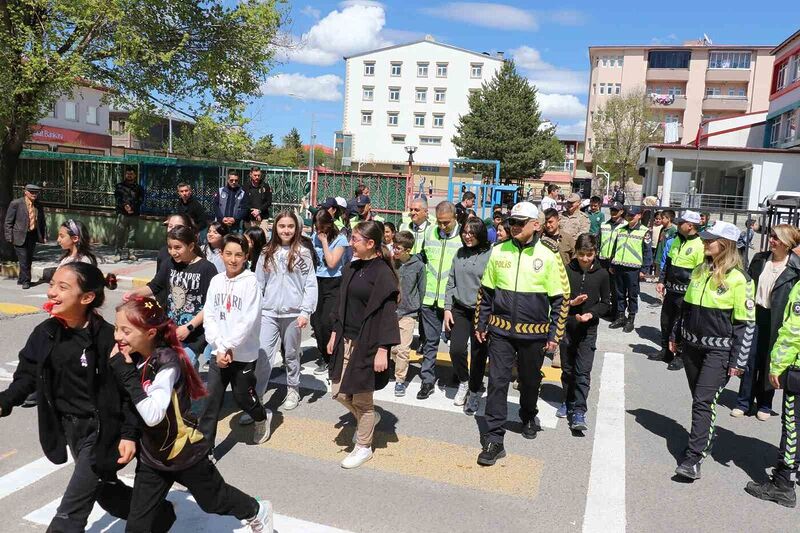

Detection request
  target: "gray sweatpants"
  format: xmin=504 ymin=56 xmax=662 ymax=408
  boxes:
xmin=257 ymin=314 xmax=303 ymax=397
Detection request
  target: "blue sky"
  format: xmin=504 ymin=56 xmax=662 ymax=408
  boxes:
xmin=246 ymin=0 xmax=797 ymax=148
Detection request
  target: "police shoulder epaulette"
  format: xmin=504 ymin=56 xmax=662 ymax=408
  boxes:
xmin=540 ymin=236 xmax=559 ymax=254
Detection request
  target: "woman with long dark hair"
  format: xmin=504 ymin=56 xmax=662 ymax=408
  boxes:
xmin=57 ymin=219 xmax=98 ymax=266
xmin=310 ymin=209 xmax=351 ymax=377
xmin=244 ymin=226 xmax=267 ymax=272
xmin=443 ymin=218 xmax=492 ymax=413
xmin=326 ymin=220 xmax=400 ymax=469
xmin=200 ymin=221 xmax=230 ymax=273
xmin=0 ymin=263 xmax=174 ymax=532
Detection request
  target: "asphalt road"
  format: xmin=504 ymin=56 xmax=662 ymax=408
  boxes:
xmin=0 ymin=274 xmax=797 ymax=532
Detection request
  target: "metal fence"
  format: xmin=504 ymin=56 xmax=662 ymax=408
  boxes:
xmin=313 ymin=170 xmax=409 ymax=226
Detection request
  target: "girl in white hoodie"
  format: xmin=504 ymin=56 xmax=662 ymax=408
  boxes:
xmin=199 ymin=234 xmax=272 ymax=459
xmin=246 ymin=211 xmax=318 ymax=417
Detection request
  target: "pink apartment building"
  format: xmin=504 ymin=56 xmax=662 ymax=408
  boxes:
xmin=584 ymin=41 xmax=775 ymax=168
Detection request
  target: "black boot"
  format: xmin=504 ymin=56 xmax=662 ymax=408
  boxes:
xmin=745 ymin=474 xmax=797 ymax=508
xmin=623 ymin=314 xmax=636 ymax=333
xmin=609 ymin=314 xmax=626 ymax=329
xmin=675 ymin=457 xmax=702 ymax=480
xmin=667 ymin=356 xmax=684 ymax=371
xmin=477 ymin=442 xmax=506 ymax=466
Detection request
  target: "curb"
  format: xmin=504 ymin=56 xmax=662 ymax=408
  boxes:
xmin=29 ymin=265 xmax=150 ymax=291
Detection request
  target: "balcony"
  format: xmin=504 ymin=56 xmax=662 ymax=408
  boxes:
xmin=706 ymin=69 xmax=751 ymax=82
xmin=646 ymin=68 xmax=690 ymax=82
xmin=647 ymin=93 xmax=687 ymax=109
xmin=702 ymin=96 xmax=749 ymax=112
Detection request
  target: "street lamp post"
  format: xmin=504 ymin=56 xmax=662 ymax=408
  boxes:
xmin=404 ymin=145 xmax=417 ymax=206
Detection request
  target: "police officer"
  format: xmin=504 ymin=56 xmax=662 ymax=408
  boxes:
xmin=671 ymin=221 xmax=755 ymax=480
xmin=213 ymin=170 xmax=249 ymax=231
xmin=475 ymin=202 xmax=569 ymax=466
xmin=560 ymin=192 xmax=590 ymax=240
xmin=598 ymin=201 xmax=626 ymax=316
xmin=417 ymin=201 xmax=461 ymax=400
xmin=609 ymin=205 xmax=652 ymax=332
xmin=745 ymin=279 xmax=800 ymax=507
xmin=654 ymin=210 xmax=705 ymax=370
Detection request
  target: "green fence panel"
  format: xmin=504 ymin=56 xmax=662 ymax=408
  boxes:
xmin=266 ymin=169 xmax=308 ymax=214
xmin=71 ymin=160 xmax=126 ymax=209
xmin=140 ymin=163 xmax=221 ymax=217
xmin=13 ymin=157 xmax=68 ymax=207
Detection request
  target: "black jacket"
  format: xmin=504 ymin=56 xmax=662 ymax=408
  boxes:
xmin=243 ymin=178 xmax=273 ymax=220
xmin=176 ymin=197 xmax=208 ymax=231
xmin=114 ymin=181 xmax=144 ymax=216
xmin=748 ymin=251 xmax=800 ymax=347
xmin=0 ymin=314 xmax=139 ymax=479
xmin=565 ymin=258 xmax=611 ymax=326
xmin=4 ymin=196 xmax=46 ymax=246
xmin=329 ymin=259 xmax=401 ymax=395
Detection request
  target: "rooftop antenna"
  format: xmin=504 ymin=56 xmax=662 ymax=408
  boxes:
xmin=702 ymin=33 xmax=713 ymax=46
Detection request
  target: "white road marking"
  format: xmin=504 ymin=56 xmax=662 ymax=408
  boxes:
xmin=24 ymin=294 xmax=48 ymax=299
xmin=25 ymin=476 xmax=353 ymax=532
xmin=0 ymin=456 xmax=74 ymax=501
xmin=582 ymin=352 xmax=626 ymax=533
xmin=0 ymin=367 xmax=14 ymax=381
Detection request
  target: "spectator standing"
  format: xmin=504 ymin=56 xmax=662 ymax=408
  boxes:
xmin=541 ymin=184 xmax=560 ymax=212
xmin=242 ymin=166 xmax=272 ymax=229
xmin=655 ymin=210 xmax=677 ymax=278
xmin=4 ymin=184 xmax=46 ymax=289
xmin=113 ymin=167 xmax=144 ymax=261
xmin=391 ymin=231 xmax=425 ymax=397
xmin=175 ymin=182 xmax=208 ymax=241
xmin=587 ymin=196 xmax=605 ymax=236
xmin=608 ymin=206 xmax=652 ymax=333
xmin=402 ymin=197 xmax=431 ymax=254
xmin=213 ymin=171 xmax=249 ymax=231
xmin=561 ymin=193 xmax=590 ymax=239
xmin=455 ymin=191 xmax=476 ymax=226
xmin=356 ymin=195 xmax=384 ymax=223
xmin=613 ymin=184 xmax=625 ymax=205
xmin=542 ymin=209 xmax=576 ymax=266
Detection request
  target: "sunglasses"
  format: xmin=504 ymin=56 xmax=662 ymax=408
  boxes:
xmin=508 ymin=218 xmax=529 ymax=227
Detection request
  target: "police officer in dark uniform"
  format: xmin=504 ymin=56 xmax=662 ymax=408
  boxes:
xmin=598 ymin=201 xmax=626 ymax=317
xmin=609 ymin=205 xmax=652 ymax=332
xmin=475 ymin=202 xmax=570 ymax=466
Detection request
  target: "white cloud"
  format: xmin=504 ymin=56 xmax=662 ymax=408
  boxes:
xmin=510 ymin=46 xmax=589 ymax=95
xmin=556 ymin=120 xmax=587 ymax=135
xmin=282 ymin=4 xmax=392 ymax=66
xmin=421 ymin=3 xmax=538 ymax=31
xmin=537 ymin=93 xmax=586 ymax=120
xmin=260 ymin=74 xmax=343 ymax=102
xmin=510 ymin=45 xmax=552 ymax=70
xmin=338 ymin=0 xmax=385 ymax=8
xmin=300 ymin=6 xmax=321 ymax=20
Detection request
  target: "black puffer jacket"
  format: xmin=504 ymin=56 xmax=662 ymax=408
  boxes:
xmin=0 ymin=314 xmax=139 ymax=479
xmin=565 ymin=257 xmax=611 ymax=326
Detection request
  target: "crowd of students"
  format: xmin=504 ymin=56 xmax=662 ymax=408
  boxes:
xmin=3 ymin=178 xmax=800 ymax=533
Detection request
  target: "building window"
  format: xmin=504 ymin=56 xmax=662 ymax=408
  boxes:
xmin=392 ymin=134 xmax=406 ymax=144
xmin=387 ymin=112 xmax=398 ymax=126
xmin=708 ymin=51 xmax=751 ymax=69
xmin=618 ymin=55 xmax=624 ymax=67
xmin=364 ymin=62 xmax=375 ymax=76
xmin=705 ymin=87 xmax=721 ymax=97
xmin=769 ymin=116 xmax=783 ymax=146
xmin=648 ymin=50 xmax=691 ymax=69
xmin=601 ymin=56 xmax=608 ymax=67
xmin=420 ymin=136 xmax=442 ymax=145
xmin=728 ymin=87 xmax=746 ymax=97
xmin=776 ymin=61 xmax=789 ymax=90
xmin=599 ymin=83 xmax=606 ymax=95
xmin=592 ymin=83 xmax=596 ymax=94
xmin=614 ymin=83 xmax=621 ymax=95
xmin=417 ymin=62 xmax=429 ymax=77
xmin=664 ymin=114 xmax=680 ymax=124
xmin=389 ymin=87 xmax=400 ymax=102
xmin=391 ymin=62 xmax=402 ymax=76
xmin=414 ymin=113 xmax=425 ymax=127
xmin=415 ymin=88 xmax=427 ymax=103
xmin=362 ymin=86 xmax=374 ymax=101
xmin=433 ymin=114 xmax=444 ymax=128
xmin=668 ymin=86 xmax=683 ymax=96
xmin=436 ymin=63 xmax=448 ymax=77
xmin=86 ymin=106 xmax=98 ymax=125
xmin=44 ymin=102 xmax=56 ymax=118
xmin=361 ymin=111 xmax=373 ymax=125
xmin=64 ymin=102 xmax=77 ymax=121
xmin=420 ymin=165 xmax=440 ymax=172
xmin=470 ymin=63 xmax=483 ymax=78
xmin=785 ymin=111 xmax=798 ymax=143
xmin=434 ymin=88 xmax=446 ymax=103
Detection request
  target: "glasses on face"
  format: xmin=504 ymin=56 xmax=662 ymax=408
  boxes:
xmin=350 ymin=235 xmax=365 ymax=244
xmin=462 ymin=231 xmax=476 ymax=236
xmin=508 ymin=218 xmax=528 ymax=227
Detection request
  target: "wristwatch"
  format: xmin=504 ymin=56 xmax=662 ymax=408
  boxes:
xmin=186 ymin=324 xmax=195 ymax=332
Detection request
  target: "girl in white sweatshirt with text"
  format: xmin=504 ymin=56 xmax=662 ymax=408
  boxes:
xmin=199 ymin=234 xmax=272 ymax=458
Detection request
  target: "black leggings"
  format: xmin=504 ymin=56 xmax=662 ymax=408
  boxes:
xmin=311 ymin=276 xmax=341 ymax=364
xmin=448 ymin=303 xmax=487 ymax=391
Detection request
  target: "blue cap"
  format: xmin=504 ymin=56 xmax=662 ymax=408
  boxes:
xmin=627 ymin=205 xmax=642 ymax=215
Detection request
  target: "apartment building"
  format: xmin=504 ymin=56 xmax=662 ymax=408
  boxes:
xmin=584 ymin=41 xmax=774 ymax=166
xmin=765 ymin=29 xmax=800 ymax=149
xmin=30 ymin=83 xmax=112 ymax=154
xmin=337 ymin=36 xmax=503 ymax=184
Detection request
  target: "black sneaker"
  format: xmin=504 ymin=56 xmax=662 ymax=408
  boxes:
xmin=623 ymin=316 xmax=635 ymax=333
xmin=745 ymin=476 xmax=797 ymax=508
xmin=313 ymin=359 xmax=328 ymax=375
xmin=608 ymin=315 xmax=626 ymax=329
xmin=417 ymin=382 xmax=435 ymax=400
xmin=477 ymin=442 xmax=506 ymax=466
xmin=675 ymin=458 xmax=702 ymax=480
xmin=667 ymin=357 xmax=684 ymax=371
xmin=521 ymin=419 xmax=541 ymax=439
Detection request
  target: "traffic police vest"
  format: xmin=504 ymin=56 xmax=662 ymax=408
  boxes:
xmin=771 ymin=281 xmax=800 ymax=376
xmin=599 ymin=220 xmax=625 ymax=260
xmin=612 ymin=225 xmax=648 ymax=268
xmin=665 ymin=234 xmax=705 ymax=293
xmin=422 ymin=224 xmax=461 ymax=307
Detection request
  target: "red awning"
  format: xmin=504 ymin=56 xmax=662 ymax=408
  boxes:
xmin=31 ymin=125 xmax=112 ymax=149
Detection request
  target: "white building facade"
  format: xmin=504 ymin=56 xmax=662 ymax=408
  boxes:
xmin=340 ymin=37 xmax=504 ymax=175
xmin=32 ymin=84 xmax=112 ymax=152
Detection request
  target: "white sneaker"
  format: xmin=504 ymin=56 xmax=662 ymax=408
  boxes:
xmin=454 ymin=381 xmax=469 ymax=406
xmin=341 ymin=445 xmax=373 ymax=469
xmin=252 ymin=410 xmax=273 ymax=444
xmin=244 ymin=500 xmax=273 ymax=533
xmin=239 ymin=412 xmax=254 ymax=425
xmin=282 ymin=388 xmax=300 ymax=410
xmin=730 ymin=408 xmax=745 ymax=418
xmin=352 ymin=410 xmax=381 ymax=444
xmin=464 ymin=391 xmax=481 ymax=416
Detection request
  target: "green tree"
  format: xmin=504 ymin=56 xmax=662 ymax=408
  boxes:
xmin=452 ymin=61 xmax=562 ymax=184
xmin=170 ymin=108 xmax=253 ymax=161
xmin=251 ymin=133 xmax=276 ymax=161
xmin=0 ymin=0 xmax=285 ymax=221
xmin=302 ymin=146 xmax=330 ymax=168
xmin=591 ymin=89 xmax=661 ymax=190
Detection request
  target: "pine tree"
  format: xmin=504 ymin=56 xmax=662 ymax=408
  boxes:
xmin=452 ymin=61 xmax=563 ymax=185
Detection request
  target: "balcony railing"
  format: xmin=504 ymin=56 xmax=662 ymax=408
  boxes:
xmin=647 ymin=93 xmax=687 ymax=109
xmin=546 ymin=161 xmax=575 ymax=173
xmin=669 ymin=192 xmax=747 ymax=210
xmin=701 ymin=96 xmax=749 ymax=111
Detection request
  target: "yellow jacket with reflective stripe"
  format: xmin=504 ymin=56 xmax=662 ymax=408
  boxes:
xmin=421 ymin=224 xmax=461 ymax=307
xmin=771 ymin=280 xmax=800 ymax=376
xmin=476 ymin=235 xmax=570 ymax=341
xmin=599 ymin=219 xmax=625 ymax=260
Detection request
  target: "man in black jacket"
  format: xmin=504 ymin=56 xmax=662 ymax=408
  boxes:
xmin=114 ymin=166 xmax=144 ymax=261
xmin=242 ymin=166 xmax=272 ymax=228
xmin=4 ymin=183 xmax=46 ymax=289
xmin=214 ymin=171 xmax=249 ymax=231
xmin=175 ymin=182 xmax=208 ymax=237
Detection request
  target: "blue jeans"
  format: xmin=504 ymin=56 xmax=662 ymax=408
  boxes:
xmin=183 ymin=345 xmax=198 ymax=369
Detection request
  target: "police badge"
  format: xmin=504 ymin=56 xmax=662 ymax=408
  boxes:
xmin=533 ymin=258 xmax=544 ymax=272
xmin=793 ymin=302 xmax=800 ymax=316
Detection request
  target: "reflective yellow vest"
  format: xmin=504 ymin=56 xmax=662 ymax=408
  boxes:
xmin=599 ymin=220 xmax=626 ymax=260
xmin=422 ymin=224 xmax=461 ymax=307
xmin=612 ymin=225 xmax=649 ymax=268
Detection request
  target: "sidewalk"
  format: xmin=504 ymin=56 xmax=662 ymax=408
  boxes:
xmin=4 ymin=244 xmax=158 ymax=290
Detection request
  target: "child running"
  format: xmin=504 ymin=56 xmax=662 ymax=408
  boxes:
xmin=250 ymin=210 xmax=318 ymax=418
xmin=109 ymin=297 xmax=273 ymax=532
xmin=199 ymin=234 xmax=273 ymax=455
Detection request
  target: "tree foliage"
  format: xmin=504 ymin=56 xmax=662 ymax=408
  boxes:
xmin=170 ymin=108 xmax=253 ymax=161
xmin=0 ymin=0 xmax=285 ymax=209
xmin=452 ymin=61 xmax=563 ymax=184
xmin=591 ymin=89 xmax=661 ymax=189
